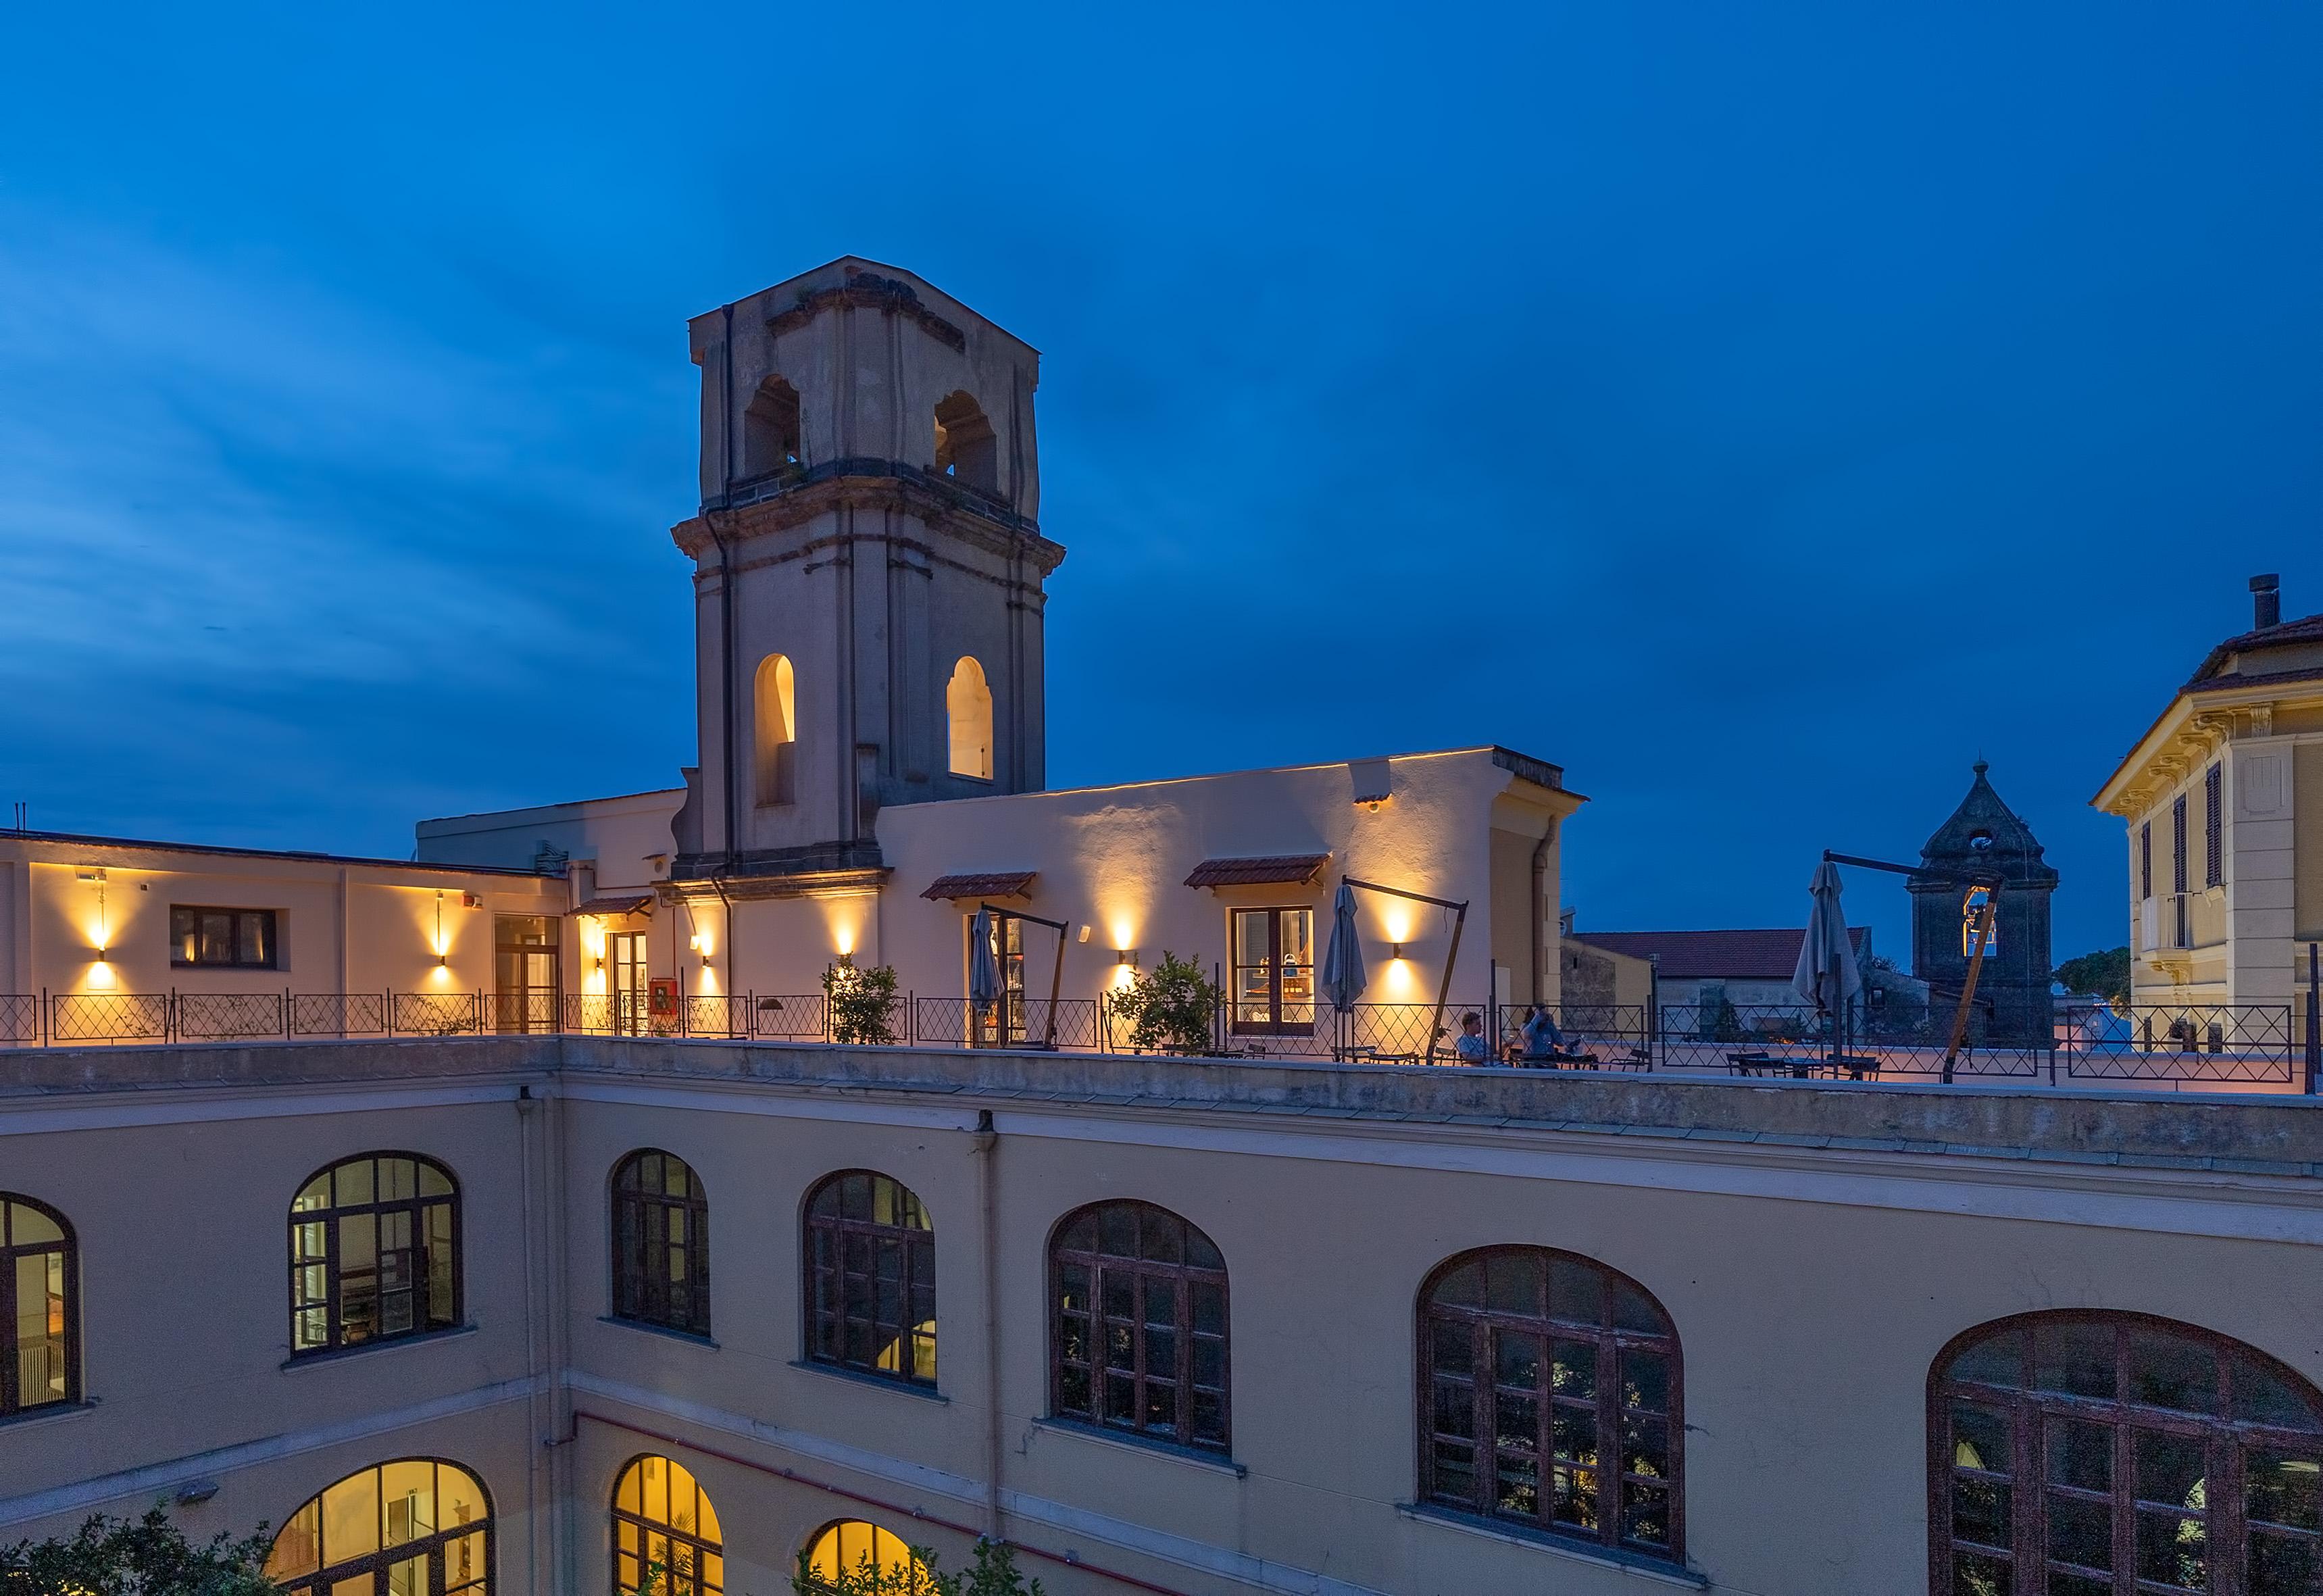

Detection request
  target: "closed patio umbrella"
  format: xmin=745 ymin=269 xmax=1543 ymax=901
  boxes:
xmin=1793 ymin=861 xmax=1864 ymax=1057
xmin=968 ymin=907 xmax=1003 ymax=1041
xmin=1319 ymin=882 xmax=1367 ymax=1015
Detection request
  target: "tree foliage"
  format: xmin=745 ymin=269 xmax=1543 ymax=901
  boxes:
xmin=1105 ymin=951 xmax=1220 ymax=1056
xmin=793 ymin=1537 xmax=1044 ymax=1596
xmin=2054 ymin=947 xmax=2132 ymax=1007
xmin=824 ymin=960 xmax=901 ymax=1045
xmin=1 ymin=1506 xmax=276 ymax=1596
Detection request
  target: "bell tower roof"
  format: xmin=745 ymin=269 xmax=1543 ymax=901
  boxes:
xmin=1914 ymin=762 xmax=2058 ymax=887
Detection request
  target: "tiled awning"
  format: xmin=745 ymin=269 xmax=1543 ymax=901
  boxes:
xmin=1183 ymin=853 xmax=1330 ymax=890
xmin=921 ymin=871 xmax=1038 ymax=901
xmin=574 ymin=894 xmax=655 ymax=918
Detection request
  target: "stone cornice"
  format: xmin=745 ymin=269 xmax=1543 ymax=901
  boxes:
xmin=672 ymin=462 xmax=1063 ymax=577
xmin=764 ymin=272 xmax=968 ymax=352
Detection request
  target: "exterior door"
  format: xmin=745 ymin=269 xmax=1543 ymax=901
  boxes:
xmin=1232 ymin=907 xmax=1315 ymax=1034
xmin=493 ymin=916 xmax=561 ymax=1033
xmin=968 ymin=914 xmax=1028 ymax=1045
xmin=610 ymin=932 xmax=649 ymax=1034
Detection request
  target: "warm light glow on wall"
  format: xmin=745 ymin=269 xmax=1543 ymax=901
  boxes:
xmin=86 ymin=961 xmax=115 ymax=990
xmin=1383 ymin=957 xmax=1418 ymax=997
xmin=1107 ymin=963 xmax=1139 ymax=992
xmin=1380 ymin=907 xmax=1414 ymax=945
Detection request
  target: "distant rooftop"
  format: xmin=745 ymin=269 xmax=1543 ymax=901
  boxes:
xmin=1572 ymin=927 xmax=1865 ymax=981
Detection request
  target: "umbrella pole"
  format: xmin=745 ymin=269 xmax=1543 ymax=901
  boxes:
xmin=1426 ymin=903 xmax=1466 ymax=1066
xmin=1941 ymin=893 xmax=1998 ymax=1083
xmin=1045 ymin=922 xmax=1067 ymax=1049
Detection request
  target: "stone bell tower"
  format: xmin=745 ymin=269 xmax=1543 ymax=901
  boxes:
xmin=1909 ymin=761 xmax=2059 ymax=1047
xmin=668 ymin=259 xmax=1066 ymax=887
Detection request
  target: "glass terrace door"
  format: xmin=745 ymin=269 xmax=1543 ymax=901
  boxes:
xmin=610 ymin=931 xmax=649 ymax=1035
xmin=969 ymin=914 xmax=1028 ymax=1045
xmin=493 ymin=916 xmax=560 ymax=1033
xmin=1232 ymin=907 xmax=1314 ymax=1034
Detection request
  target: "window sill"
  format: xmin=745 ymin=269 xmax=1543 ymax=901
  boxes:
xmin=0 ymin=1399 xmax=98 ymax=1433
xmin=1395 ymin=1503 xmax=1704 ymax=1587
xmin=600 ymin=1315 xmax=719 ymax=1349
xmin=787 ymin=1360 xmax=947 ymax=1402
xmin=1032 ymin=1418 xmax=1245 ymax=1477
xmin=282 ymin=1323 xmax=476 ymax=1372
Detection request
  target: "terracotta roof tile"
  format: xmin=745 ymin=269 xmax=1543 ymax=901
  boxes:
xmin=922 ymin=871 xmax=1038 ymax=901
xmin=1183 ymin=853 xmax=1330 ymax=889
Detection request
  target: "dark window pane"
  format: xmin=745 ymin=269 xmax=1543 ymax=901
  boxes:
xmin=2247 ymin=1449 xmax=2322 ymax=1530
xmin=2037 ymin=1322 xmax=2118 ymax=1402
xmin=1057 ymin=1263 xmax=1088 ymax=1312
xmin=2237 ymin=1356 xmax=2323 ymax=1431
xmin=1951 ymin=1330 xmax=2025 ymax=1390
xmin=1552 ymin=1403 xmax=1599 ymax=1466
xmin=1553 ymin=1340 xmax=1597 ymax=1401
xmin=1552 ymin=1465 xmax=1597 ymax=1530
xmin=1496 ymin=1392 xmax=1538 ymax=1452
xmin=1142 ymin=1379 xmax=1175 ymax=1431
xmin=1103 ymin=1372 xmax=1136 ymax=1424
xmin=2047 ymin=1418 xmax=2112 ymax=1494
xmin=1102 ymin=1270 xmax=1132 ymax=1322
xmin=2134 ymin=1509 xmax=2207 ymax=1591
xmin=1433 ymin=1378 xmax=1475 ymax=1440
xmin=1186 ymin=1229 xmax=1224 ymax=1272
xmin=1430 ymin=1318 xmax=1473 ymax=1378
xmin=2047 ymin=1495 xmax=2113 ymax=1572
xmin=1623 ymin=1414 xmax=1670 ymax=1480
xmin=1621 ymin=1482 xmax=1670 ymax=1547
xmin=2130 ymin=1328 xmax=2219 ymax=1414
xmin=2047 ymin=1574 xmax=2109 ymax=1596
xmin=1433 ymin=1261 xmax=1482 ymax=1308
xmin=1953 ymin=1475 xmax=2012 ymax=1551
xmin=1140 ymin=1216 xmax=1183 ymax=1265
xmin=1623 ymin=1350 xmax=1670 ymax=1413
xmin=2250 ymin=1531 xmax=2320 ymax=1596
xmin=1547 ymin=1258 xmax=1604 ymax=1326
xmin=1192 ymin=1389 xmax=1226 ymax=1444
xmin=1098 ymin=1206 xmax=1136 ymax=1259
xmin=1193 ymin=1336 xmax=1223 ymax=1389
xmin=1953 ymin=1403 xmax=2012 ymax=1476
xmin=2135 ymin=1430 xmax=2207 ymax=1512
xmin=1612 ymin=1282 xmax=1663 ymax=1335
xmin=1496 ymin=1331 xmax=1540 ymax=1391
xmin=1487 ymin=1252 xmax=1540 ymax=1316
xmin=1431 ymin=1441 xmax=1474 ymax=1503
xmin=1191 ymin=1282 xmax=1224 ymax=1337
xmin=1950 ymin=1549 xmax=2012 ymax=1596
xmin=1061 ymin=1212 xmax=1096 ymax=1252
xmin=1495 ymin=1449 xmax=1539 ymax=1518
xmin=1058 ymin=1364 xmax=1090 ymax=1414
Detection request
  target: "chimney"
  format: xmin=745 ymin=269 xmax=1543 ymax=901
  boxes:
xmin=2251 ymin=573 xmax=2280 ymax=630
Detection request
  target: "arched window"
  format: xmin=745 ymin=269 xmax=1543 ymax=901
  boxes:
xmin=932 ymin=391 xmax=998 ymax=496
xmin=1420 ymin=1247 xmax=1682 ymax=1562
xmin=1932 ymin=1312 xmax=2323 ymax=1596
xmin=741 ymin=376 xmax=801 ymax=480
xmin=263 ymin=1458 xmax=492 ymax=1596
xmin=1 ymin=1195 xmax=76 ymax=1416
xmin=1051 ymin=1200 xmax=1228 ymax=1453
xmin=611 ymin=1151 xmax=711 ymax=1337
xmin=802 ymin=1521 xmax=930 ymax=1591
xmin=612 ymin=1455 xmax=722 ymax=1596
xmin=803 ymin=1171 xmax=934 ymax=1386
xmin=945 ymin=657 xmax=993 ymax=781
xmin=289 ymin=1154 xmax=459 ymax=1356
xmin=754 ymin=654 xmax=797 ymax=806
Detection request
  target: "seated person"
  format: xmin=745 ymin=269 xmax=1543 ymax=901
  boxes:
xmin=1518 ymin=1004 xmax=1564 ymax=1064
xmin=1452 ymin=1012 xmax=1491 ymax=1063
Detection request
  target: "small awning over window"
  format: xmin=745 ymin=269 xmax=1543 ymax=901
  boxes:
xmin=1183 ymin=853 xmax=1330 ymax=890
xmin=921 ymin=871 xmax=1038 ymax=901
xmin=574 ymin=894 xmax=655 ymax=918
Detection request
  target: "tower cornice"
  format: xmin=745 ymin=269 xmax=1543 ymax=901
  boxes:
xmin=673 ymin=460 xmax=1064 ymax=576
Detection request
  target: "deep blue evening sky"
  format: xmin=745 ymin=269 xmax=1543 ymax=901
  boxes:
xmin=2 ymin=3 xmax=2316 ymax=967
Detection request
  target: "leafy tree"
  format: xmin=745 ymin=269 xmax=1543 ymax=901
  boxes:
xmin=794 ymin=1537 xmax=1044 ymax=1596
xmin=824 ymin=960 xmax=902 ymax=1045
xmin=1 ymin=1505 xmax=275 ymax=1595
xmin=1105 ymin=951 xmax=1221 ymax=1056
xmin=2054 ymin=947 xmax=2132 ymax=1008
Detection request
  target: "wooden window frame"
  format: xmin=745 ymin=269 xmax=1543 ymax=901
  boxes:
xmin=610 ymin=1151 xmax=711 ymax=1337
xmin=0 ymin=1195 xmax=78 ymax=1418
xmin=1928 ymin=1309 xmax=2323 ymax=1596
xmin=803 ymin=1170 xmax=937 ymax=1388
xmin=2141 ymin=822 xmax=2153 ymax=901
xmin=611 ymin=1455 xmax=723 ymax=1596
xmin=288 ymin=1154 xmax=461 ymax=1358
xmin=1418 ymin=1246 xmax=1684 ymax=1565
xmin=169 ymin=904 xmax=280 ymax=970
xmin=1229 ymin=905 xmax=1316 ymax=1037
xmin=265 ymin=1459 xmax=493 ymax=1596
xmin=1049 ymin=1200 xmax=1230 ymax=1455
xmin=2206 ymin=764 xmax=2226 ymax=890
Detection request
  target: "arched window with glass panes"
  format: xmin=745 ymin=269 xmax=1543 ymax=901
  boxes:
xmin=611 ymin=1454 xmax=722 ymax=1596
xmin=1049 ymin=1200 xmax=1228 ymax=1454
xmin=1933 ymin=1311 xmax=2323 ymax=1596
xmin=289 ymin=1154 xmax=459 ymax=1356
xmin=803 ymin=1170 xmax=935 ymax=1387
xmin=262 ymin=1459 xmax=491 ymax=1596
xmin=610 ymin=1151 xmax=711 ymax=1337
xmin=1 ymin=1195 xmax=76 ymax=1416
xmin=1418 ymin=1246 xmax=1683 ymax=1564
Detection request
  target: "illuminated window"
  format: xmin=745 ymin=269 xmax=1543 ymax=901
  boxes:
xmin=1420 ymin=1247 xmax=1682 ymax=1564
xmin=755 ymin=654 xmax=797 ymax=805
xmin=802 ymin=1521 xmax=931 ymax=1592
xmin=611 ymin=1150 xmax=711 ymax=1337
xmin=1932 ymin=1312 xmax=2323 ymax=1596
xmin=169 ymin=905 xmax=277 ymax=969
xmin=263 ymin=1459 xmax=491 ymax=1596
xmin=932 ymin=391 xmax=997 ymax=495
xmin=946 ymin=657 xmax=993 ymax=781
xmin=966 ymin=911 xmax=1026 ymax=1044
xmin=289 ymin=1154 xmax=459 ymax=1356
xmin=803 ymin=1171 xmax=936 ymax=1386
xmin=1050 ymin=1201 xmax=1229 ymax=1453
xmin=741 ymin=376 xmax=802 ymax=480
xmin=1231 ymin=907 xmax=1315 ymax=1034
xmin=1961 ymin=889 xmax=1999 ymax=959
xmin=612 ymin=1455 xmax=722 ymax=1596
xmin=1 ymin=1195 xmax=76 ymax=1416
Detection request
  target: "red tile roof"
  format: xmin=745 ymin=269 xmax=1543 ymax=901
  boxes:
xmin=921 ymin=871 xmax=1037 ymax=901
xmin=1570 ymin=927 xmax=1866 ymax=981
xmin=1184 ymin=853 xmax=1330 ymax=889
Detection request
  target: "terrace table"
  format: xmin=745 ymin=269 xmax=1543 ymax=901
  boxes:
xmin=1727 ymin=1051 xmax=1883 ymax=1081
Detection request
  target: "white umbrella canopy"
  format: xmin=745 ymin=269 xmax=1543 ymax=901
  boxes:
xmin=968 ymin=908 xmax=1003 ymax=1006
xmin=1318 ymin=882 xmax=1368 ymax=1014
xmin=1792 ymin=860 xmax=1865 ymax=1013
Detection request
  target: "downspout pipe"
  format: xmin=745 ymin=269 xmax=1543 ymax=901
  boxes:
xmin=970 ymin=1107 xmax=1003 ymax=1540
xmin=719 ymin=302 xmax=739 ymax=872
xmin=1529 ymin=830 xmax=1550 ymax=1005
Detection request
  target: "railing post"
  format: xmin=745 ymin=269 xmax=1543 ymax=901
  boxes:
xmin=2305 ymin=945 xmax=2320 ymax=1095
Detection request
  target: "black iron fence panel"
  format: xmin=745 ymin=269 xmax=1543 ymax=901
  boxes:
xmin=174 ymin=992 xmax=286 ymax=1041
xmin=289 ymin=994 xmax=390 ymax=1037
xmin=2061 ymin=1004 xmax=2294 ymax=1084
xmin=391 ymin=992 xmax=483 ymax=1036
xmin=49 ymin=993 xmax=168 ymax=1043
xmin=1651 ymin=1003 xmax=2045 ymax=1078
xmin=0 ymin=994 xmax=39 ymax=1045
xmin=753 ymin=994 xmax=828 ymax=1041
xmin=682 ymin=994 xmax=751 ymax=1039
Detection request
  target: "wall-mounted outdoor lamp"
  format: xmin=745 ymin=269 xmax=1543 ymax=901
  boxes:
xmin=1117 ymin=949 xmax=1140 ymax=967
xmin=1391 ymin=943 xmax=1404 ymax=959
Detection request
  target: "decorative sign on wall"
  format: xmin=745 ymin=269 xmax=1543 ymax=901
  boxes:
xmin=648 ymin=977 xmax=680 ymax=1018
